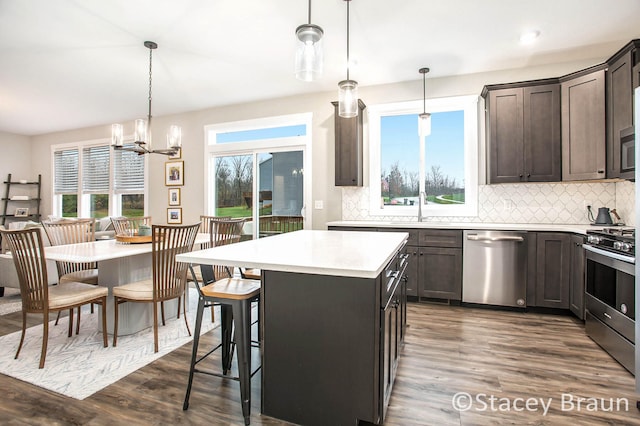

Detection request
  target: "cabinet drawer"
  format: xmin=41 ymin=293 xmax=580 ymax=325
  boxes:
xmin=379 ymin=228 xmax=418 ymax=245
xmin=418 ymin=229 xmax=462 ymax=248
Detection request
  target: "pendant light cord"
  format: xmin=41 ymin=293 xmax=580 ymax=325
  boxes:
xmin=308 ymin=0 xmax=312 ymax=24
xmin=346 ymin=0 xmax=350 ymax=81
xmin=148 ymin=46 xmax=153 ymax=124
xmin=422 ymin=71 xmax=426 ymax=114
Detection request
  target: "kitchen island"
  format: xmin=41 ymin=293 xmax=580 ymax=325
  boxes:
xmin=176 ymin=229 xmax=409 ymax=425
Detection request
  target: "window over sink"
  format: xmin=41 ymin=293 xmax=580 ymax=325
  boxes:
xmin=368 ymin=95 xmax=479 ymax=218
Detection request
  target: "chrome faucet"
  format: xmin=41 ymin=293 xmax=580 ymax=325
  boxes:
xmin=418 ymin=191 xmax=425 ymax=222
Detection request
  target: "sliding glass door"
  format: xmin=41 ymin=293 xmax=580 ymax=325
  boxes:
xmin=212 ymin=149 xmax=304 ymax=239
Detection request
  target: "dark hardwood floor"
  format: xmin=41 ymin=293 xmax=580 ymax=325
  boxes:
xmin=1 ymin=303 xmax=639 ymax=425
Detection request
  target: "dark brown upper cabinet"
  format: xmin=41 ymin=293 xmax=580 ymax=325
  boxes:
xmin=605 ymin=40 xmax=640 ymax=178
xmin=332 ymin=100 xmax=366 ymax=186
xmin=560 ymin=66 xmax=607 ymax=181
xmin=634 ymin=62 xmax=640 ymax=90
xmin=483 ymin=81 xmax=561 ymax=183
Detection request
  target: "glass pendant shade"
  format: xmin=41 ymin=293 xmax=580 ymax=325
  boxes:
xmin=419 ymin=112 xmax=431 ymax=137
xmin=111 ymin=123 xmax=123 ymax=147
xmin=134 ymin=119 xmax=147 ymax=144
xmin=295 ymin=24 xmax=324 ymax=82
xmin=167 ymin=125 xmax=182 ymax=149
xmin=338 ymin=79 xmax=358 ymax=118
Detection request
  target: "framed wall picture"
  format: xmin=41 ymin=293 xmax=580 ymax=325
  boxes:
xmin=167 ymin=208 xmax=182 ymax=224
xmin=168 ymin=188 xmax=181 ymax=206
xmin=14 ymin=207 xmax=29 ymax=217
xmin=165 ymin=160 xmax=184 ymax=186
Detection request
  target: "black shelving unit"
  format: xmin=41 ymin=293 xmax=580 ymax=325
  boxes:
xmin=1 ymin=173 xmax=42 ymax=227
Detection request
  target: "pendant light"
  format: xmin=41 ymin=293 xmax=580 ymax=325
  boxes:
xmin=111 ymin=41 xmax=181 ymax=156
xmin=418 ymin=67 xmax=431 ymax=137
xmin=338 ymin=0 xmax=358 ymax=118
xmin=295 ymin=0 xmax=324 ymax=82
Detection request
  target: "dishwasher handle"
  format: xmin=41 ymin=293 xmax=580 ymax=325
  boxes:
xmin=466 ymin=234 xmax=524 ymax=242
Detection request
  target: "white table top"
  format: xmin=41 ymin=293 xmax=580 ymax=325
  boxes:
xmin=45 ymin=233 xmax=210 ymax=263
xmin=176 ymin=229 xmax=409 ymax=279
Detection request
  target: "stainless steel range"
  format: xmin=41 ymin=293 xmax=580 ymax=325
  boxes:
xmin=584 ymin=227 xmax=635 ymax=374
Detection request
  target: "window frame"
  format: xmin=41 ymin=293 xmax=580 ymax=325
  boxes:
xmin=204 ymin=113 xmax=312 ymax=237
xmin=51 ymin=137 xmax=148 ymax=218
xmin=368 ymin=95 xmax=479 ymax=218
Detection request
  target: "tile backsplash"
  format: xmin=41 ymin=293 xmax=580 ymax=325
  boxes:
xmin=342 ymin=181 xmax=635 ymax=226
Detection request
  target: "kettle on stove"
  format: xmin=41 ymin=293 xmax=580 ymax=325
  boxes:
xmin=594 ymin=207 xmax=613 ymax=225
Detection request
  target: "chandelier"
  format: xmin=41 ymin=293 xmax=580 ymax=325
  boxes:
xmin=111 ymin=41 xmax=181 ymax=156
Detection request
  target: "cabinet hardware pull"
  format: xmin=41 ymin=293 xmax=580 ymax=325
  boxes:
xmin=604 ymin=312 xmax=612 ymax=319
xmin=597 ymin=170 xmax=605 ymax=174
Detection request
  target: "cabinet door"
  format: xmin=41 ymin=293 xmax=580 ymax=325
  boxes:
xmin=487 ymin=88 xmax=525 ymax=183
xmin=606 ymin=50 xmax=634 ymax=178
xmin=561 ymin=69 xmax=606 ymax=180
xmin=634 ymin=63 xmax=640 ymax=90
xmin=523 ymin=84 xmax=561 ymax=181
xmin=535 ymin=233 xmax=571 ymax=309
xmin=418 ymin=247 xmax=462 ymax=300
xmin=569 ymin=234 xmax=586 ymax=319
xmin=332 ymin=100 xmax=366 ymax=186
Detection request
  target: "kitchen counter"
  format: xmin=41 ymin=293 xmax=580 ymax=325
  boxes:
xmin=326 ymin=220 xmax=608 ymax=234
xmin=177 ymin=229 xmax=408 ymax=279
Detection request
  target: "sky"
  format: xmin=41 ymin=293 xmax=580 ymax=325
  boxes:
xmin=381 ymin=110 xmax=465 ymax=187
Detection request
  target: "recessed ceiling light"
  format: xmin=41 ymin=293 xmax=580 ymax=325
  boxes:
xmin=520 ymin=30 xmax=540 ymax=45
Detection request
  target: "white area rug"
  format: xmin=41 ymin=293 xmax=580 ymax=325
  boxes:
xmin=0 ymin=287 xmax=217 ymax=399
xmin=0 ymin=288 xmax=22 ymax=316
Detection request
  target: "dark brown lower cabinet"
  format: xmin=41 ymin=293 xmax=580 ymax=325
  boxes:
xmin=569 ymin=234 xmax=586 ymax=319
xmin=419 ymin=246 xmax=462 ymax=300
xmin=534 ymin=232 xmax=571 ymax=308
xmin=261 ymin=249 xmax=406 ymax=426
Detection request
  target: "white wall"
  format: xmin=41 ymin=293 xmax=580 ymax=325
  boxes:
xmin=0 ymin=131 xmax=32 ymax=182
xmin=27 ymin=58 xmax=601 ymax=229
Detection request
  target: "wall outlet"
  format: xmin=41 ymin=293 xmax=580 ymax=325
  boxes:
xmin=502 ymin=199 xmax=513 ymax=211
xmin=314 ymin=200 xmax=324 ymax=209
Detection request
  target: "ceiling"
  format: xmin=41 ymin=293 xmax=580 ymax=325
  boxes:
xmin=1 ymin=0 xmax=639 ymax=136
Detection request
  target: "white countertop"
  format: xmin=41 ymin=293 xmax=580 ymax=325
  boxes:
xmin=176 ymin=229 xmax=409 ymax=279
xmin=45 ymin=233 xmax=210 ymax=263
xmin=326 ymin=221 xmax=616 ymax=235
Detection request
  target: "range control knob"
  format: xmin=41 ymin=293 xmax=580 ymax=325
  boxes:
xmin=587 ymin=235 xmax=601 ymax=245
xmin=613 ymin=241 xmax=623 ymax=250
xmin=620 ymin=242 xmax=632 ymax=253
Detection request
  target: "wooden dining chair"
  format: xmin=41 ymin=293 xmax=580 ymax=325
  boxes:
xmin=112 ymin=223 xmax=200 ymax=353
xmin=189 ymin=217 xmax=244 ymax=322
xmin=42 ymin=218 xmax=99 ymax=331
xmin=110 ymin=216 xmax=152 ymax=236
xmin=42 ymin=218 xmax=98 ymax=285
xmin=0 ymin=227 xmax=108 ymax=369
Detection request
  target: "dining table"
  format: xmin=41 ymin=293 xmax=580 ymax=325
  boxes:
xmin=45 ymin=233 xmax=210 ymax=335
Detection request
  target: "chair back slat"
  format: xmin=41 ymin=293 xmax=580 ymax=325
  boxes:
xmin=198 ymin=216 xmax=231 ymax=249
xmin=0 ymin=228 xmax=49 ymax=313
xmin=152 ymin=223 xmax=200 ymax=302
xmin=111 ymin=216 xmax=152 ymax=236
xmin=42 ymin=218 xmax=97 ymax=278
xmin=209 ymin=218 xmax=247 ymax=281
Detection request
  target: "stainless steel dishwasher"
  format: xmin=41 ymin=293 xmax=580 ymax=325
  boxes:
xmin=462 ymin=230 xmax=528 ymax=307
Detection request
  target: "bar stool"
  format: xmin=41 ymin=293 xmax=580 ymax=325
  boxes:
xmin=183 ymin=276 xmax=261 ymax=426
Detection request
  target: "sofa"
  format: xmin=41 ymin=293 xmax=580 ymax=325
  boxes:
xmin=0 ymin=223 xmax=58 ymax=296
xmin=0 ymin=217 xmax=117 ymax=296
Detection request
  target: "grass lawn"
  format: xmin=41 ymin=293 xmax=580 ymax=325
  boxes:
xmin=216 ymin=205 xmax=271 ymax=218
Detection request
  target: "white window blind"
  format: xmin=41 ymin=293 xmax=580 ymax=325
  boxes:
xmin=53 ymin=149 xmax=79 ymax=194
xmin=114 ymin=146 xmax=145 ymax=193
xmin=82 ymin=145 xmax=110 ymax=193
